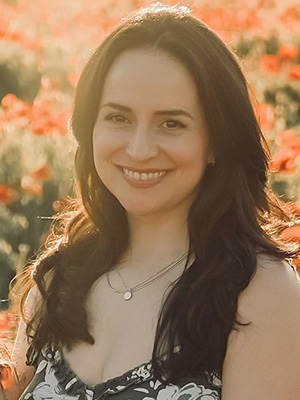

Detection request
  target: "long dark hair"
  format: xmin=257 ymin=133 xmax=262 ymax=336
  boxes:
xmin=16 ymin=3 xmax=299 ymax=383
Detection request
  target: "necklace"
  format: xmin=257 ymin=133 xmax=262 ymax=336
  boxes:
xmin=106 ymin=252 xmax=188 ymax=301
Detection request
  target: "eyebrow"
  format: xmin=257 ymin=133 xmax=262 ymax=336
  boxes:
xmin=100 ymin=102 xmax=194 ymax=120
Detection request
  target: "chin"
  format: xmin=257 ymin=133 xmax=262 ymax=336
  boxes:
xmin=119 ymin=200 xmax=161 ymax=217
xmin=122 ymin=206 xmax=157 ymax=217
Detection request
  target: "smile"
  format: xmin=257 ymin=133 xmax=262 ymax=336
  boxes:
xmin=122 ymin=168 xmax=167 ymax=181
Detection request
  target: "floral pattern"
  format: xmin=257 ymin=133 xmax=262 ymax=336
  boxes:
xmin=156 ymin=382 xmax=220 ymax=400
xmin=133 ymin=382 xmax=220 ymax=400
xmin=20 ymin=345 xmax=221 ymax=400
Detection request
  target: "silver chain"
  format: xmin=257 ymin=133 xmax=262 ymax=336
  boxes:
xmin=106 ymin=252 xmax=188 ymax=300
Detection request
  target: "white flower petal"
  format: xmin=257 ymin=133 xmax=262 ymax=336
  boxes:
xmin=36 ymin=360 xmax=48 ymax=374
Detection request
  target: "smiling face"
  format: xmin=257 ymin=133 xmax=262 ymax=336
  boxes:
xmin=92 ymin=49 xmax=210 ymax=218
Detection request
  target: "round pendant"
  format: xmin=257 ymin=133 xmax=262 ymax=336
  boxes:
xmin=123 ymin=290 xmax=132 ymax=301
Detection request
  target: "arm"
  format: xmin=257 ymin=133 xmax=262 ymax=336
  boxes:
xmin=0 ymin=386 xmax=5 ymax=400
xmin=2 ymin=287 xmax=38 ymax=400
xmin=222 ymin=257 xmax=300 ymax=400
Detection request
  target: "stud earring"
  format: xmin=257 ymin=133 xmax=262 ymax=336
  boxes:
xmin=208 ymin=156 xmax=215 ymax=167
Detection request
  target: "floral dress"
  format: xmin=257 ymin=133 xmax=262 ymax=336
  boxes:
xmin=20 ymin=344 xmax=222 ymax=400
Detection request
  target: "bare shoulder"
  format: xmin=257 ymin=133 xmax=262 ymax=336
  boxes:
xmin=7 ymin=280 xmax=46 ymax=400
xmin=222 ymin=255 xmax=300 ymax=400
xmin=24 ymin=269 xmax=53 ymax=315
xmin=237 ymin=255 xmax=300 ymax=323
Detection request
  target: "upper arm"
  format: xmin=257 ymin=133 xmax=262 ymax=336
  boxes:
xmin=222 ymin=257 xmax=300 ymax=400
xmin=6 ymin=286 xmax=40 ymax=400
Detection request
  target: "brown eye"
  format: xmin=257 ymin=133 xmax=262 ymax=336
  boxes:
xmin=161 ymin=120 xmax=186 ymax=129
xmin=105 ymin=114 xmax=130 ymax=124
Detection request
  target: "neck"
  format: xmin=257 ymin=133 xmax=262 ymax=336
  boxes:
xmin=123 ymin=208 xmax=190 ymax=268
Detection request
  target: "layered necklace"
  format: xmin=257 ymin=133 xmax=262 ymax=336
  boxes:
xmin=106 ymin=252 xmax=188 ymax=301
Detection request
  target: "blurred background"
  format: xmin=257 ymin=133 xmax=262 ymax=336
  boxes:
xmin=0 ymin=0 xmax=300 ymax=336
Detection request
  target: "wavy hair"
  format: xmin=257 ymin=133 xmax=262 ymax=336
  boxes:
xmin=16 ymin=3 xmax=299 ymax=384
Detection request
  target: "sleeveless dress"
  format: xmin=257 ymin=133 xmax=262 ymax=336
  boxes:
xmin=19 ymin=343 xmax=222 ymax=400
xmin=19 ymin=261 xmax=298 ymax=399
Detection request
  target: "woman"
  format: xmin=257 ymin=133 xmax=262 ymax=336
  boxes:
xmin=2 ymin=3 xmax=300 ymax=400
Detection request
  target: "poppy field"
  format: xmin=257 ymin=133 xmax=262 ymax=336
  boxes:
xmin=0 ymin=0 xmax=300 ymax=338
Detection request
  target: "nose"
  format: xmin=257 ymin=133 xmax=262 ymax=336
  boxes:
xmin=125 ymin=125 xmax=158 ymax=161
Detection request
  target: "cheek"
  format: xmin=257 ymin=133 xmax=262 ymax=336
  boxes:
xmin=92 ymin=129 xmax=122 ymax=161
xmin=92 ymin=132 xmax=109 ymax=176
xmin=174 ymin=141 xmax=208 ymax=172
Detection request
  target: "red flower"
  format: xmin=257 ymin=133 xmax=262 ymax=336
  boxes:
xmin=278 ymin=44 xmax=299 ymax=61
xmin=275 ymin=130 xmax=300 ymax=153
xmin=270 ymin=149 xmax=296 ymax=174
xmin=280 ymin=6 xmax=300 ymax=24
xmin=1 ymin=94 xmax=18 ymax=108
xmin=31 ymin=100 xmax=51 ymax=119
xmin=29 ymin=165 xmax=51 ymax=180
xmin=0 ymin=312 xmax=9 ymax=334
xmin=255 ymin=103 xmax=274 ymax=132
xmin=259 ymin=55 xmax=280 ymax=74
xmin=29 ymin=120 xmax=47 ymax=136
xmin=281 ymin=226 xmax=300 ymax=242
xmin=281 ymin=225 xmax=300 ymax=268
xmin=0 ymin=185 xmax=17 ymax=204
xmin=293 ymin=259 xmax=300 ymax=268
xmin=29 ymin=101 xmax=69 ymax=136
xmin=21 ymin=165 xmax=50 ymax=195
xmin=7 ymin=30 xmax=24 ymax=43
xmin=288 ymin=64 xmax=300 ymax=81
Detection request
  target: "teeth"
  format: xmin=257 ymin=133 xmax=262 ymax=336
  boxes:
xmin=123 ymin=168 xmax=166 ymax=181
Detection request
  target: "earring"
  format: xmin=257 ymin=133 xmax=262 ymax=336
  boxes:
xmin=208 ymin=156 xmax=215 ymax=167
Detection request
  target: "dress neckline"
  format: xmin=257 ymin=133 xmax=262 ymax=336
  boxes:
xmin=40 ymin=343 xmax=221 ymax=399
xmin=42 ymin=343 xmax=155 ymax=397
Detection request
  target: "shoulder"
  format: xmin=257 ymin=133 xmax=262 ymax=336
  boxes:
xmin=25 ymin=285 xmax=40 ymax=317
xmin=222 ymin=255 xmax=300 ymax=400
xmin=24 ymin=271 xmax=51 ymax=320
xmin=236 ymin=255 xmax=300 ymax=325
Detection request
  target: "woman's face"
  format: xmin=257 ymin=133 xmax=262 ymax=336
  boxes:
xmin=93 ymin=48 xmax=210 ymax=218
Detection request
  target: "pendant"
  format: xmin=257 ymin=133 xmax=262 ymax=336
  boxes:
xmin=123 ymin=290 xmax=132 ymax=301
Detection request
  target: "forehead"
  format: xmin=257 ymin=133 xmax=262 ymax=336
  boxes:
xmin=100 ymin=49 xmax=200 ymax=110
